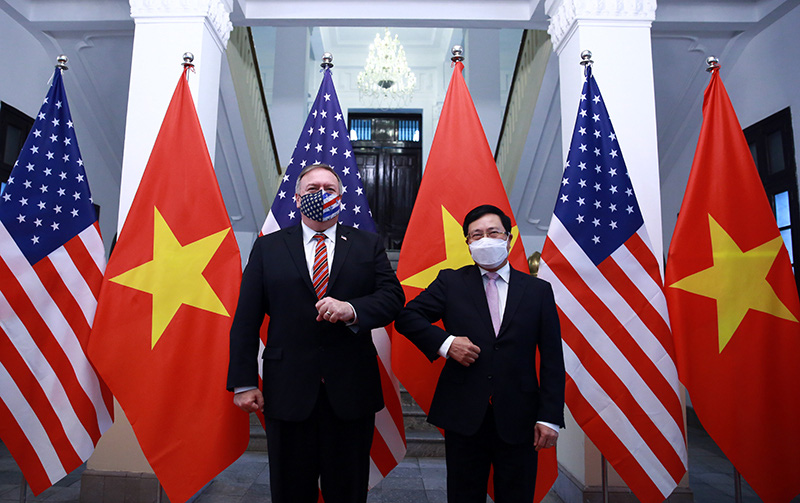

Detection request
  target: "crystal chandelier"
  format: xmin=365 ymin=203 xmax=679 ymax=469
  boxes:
xmin=357 ymin=28 xmax=417 ymax=108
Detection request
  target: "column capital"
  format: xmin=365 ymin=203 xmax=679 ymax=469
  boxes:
xmin=129 ymin=0 xmax=233 ymax=47
xmin=545 ymin=0 xmax=656 ymax=53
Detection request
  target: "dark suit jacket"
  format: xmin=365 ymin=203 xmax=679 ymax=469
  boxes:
xmin=394 ymin=264 xmax=565 ymax=444
xmin=227 ymin=223 xmax=404 ymax=422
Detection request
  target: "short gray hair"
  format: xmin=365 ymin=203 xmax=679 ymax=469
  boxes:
xmin=295 ymin=163 xmax=343 ymax=194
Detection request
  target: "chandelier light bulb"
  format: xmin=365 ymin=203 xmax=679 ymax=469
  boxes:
xmin=357 ymin=28 xmax=417 ymax=108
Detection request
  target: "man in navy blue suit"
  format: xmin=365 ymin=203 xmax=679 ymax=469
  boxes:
xmin=227 ymin=164 xmax=404 ymax=503
xmin=395 ymin=204 xmax=565 ymax=503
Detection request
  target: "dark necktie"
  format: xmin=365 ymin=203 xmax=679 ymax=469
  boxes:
xmin=312 ymin=233 xmax=329 ymax=299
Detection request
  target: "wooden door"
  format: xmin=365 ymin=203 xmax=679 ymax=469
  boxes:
xmin=350 ymin=113 xmax=422 ymax=251
xmin=354 ymin=146 xmax=421 ymax=250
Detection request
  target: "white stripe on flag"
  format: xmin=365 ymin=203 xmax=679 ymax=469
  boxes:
xmin=542 ymin=262 xmax=686 ymax=453
xmin=48 ymin=247 xmax=96 ymax=326
xmin=77 ymin=225 xmax=106 ymax=275
xmin=547 ymin=217 xmax=681 ymax=395
xmin=374 ymin=407 xmax=405 ymax=465
xmin=0 ymin=361 xmax=67 ymax=484
xmin=561 ymin=342 xmax=679 ymax=497
xmin=367 ymin=458 xmax=382 ymax=490
xmin=617 ymin=227 xmax=670 ymax=328
xmin=372 ymin=327 xmax=407 ymax=462
xmin=0 ymin=288 xmax=96 ymax=460
xmin=0 ymin=224 xmax=112 ymax=435
xmin=261 ymin=211 xmax=279 ymax=236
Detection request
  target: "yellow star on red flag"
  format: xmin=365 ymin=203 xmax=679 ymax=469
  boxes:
xmin=109 ymin=206 xmax=230 ymax=348
xmin=401 ymin=205 xmax=521 ymax=289
xmin=87 ymin=69 xmax=249 ymax=503
xmin=668 ymin=214 xmax=796 ymax=352
xmin=664 ymin=67 xmax=800 ymax=502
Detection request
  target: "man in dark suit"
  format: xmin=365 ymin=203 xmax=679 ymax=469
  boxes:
xmin=227 ymin=164 xmax=404 ymax=503
xmin=394 ymin=204 xmax=565 ymax=503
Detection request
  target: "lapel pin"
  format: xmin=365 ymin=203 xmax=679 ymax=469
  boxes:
xmin=341 ymin=235 xmax=347 ymax=241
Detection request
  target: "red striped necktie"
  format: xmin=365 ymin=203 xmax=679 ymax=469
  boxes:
xmin=312 ymin=233 xmax=329 ymax=299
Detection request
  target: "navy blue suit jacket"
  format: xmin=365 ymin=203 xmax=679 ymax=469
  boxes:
xmin=227 ymin=223 xmax=404 ymax=422
xmin=394 ymin=264 xmax=565 ymax=444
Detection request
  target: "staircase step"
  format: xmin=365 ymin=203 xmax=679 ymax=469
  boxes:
xmin=401 ymin=389 xmax=445 ymax=457
xmin=248 ymin=414 xmax=267 ymax=452
xmin=403 ymin=407 xmax=436 ymax=432
xmin=400 ymin=387 xmax=423 ymax=408
xmin=405 ymin=430 xmax=446 ymax=457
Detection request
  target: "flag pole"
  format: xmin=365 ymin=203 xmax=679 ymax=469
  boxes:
xmin=704 ymin=55 xmax=742 ymax=503
xmin=703 ymin=54 xmax=751 ymax=503
xmin=157 ymin=50 xmax=193 ymax=503
xmin=15 ymin=54 xmax=73 ymax=503
xmin=18 ymin=474 xmax=27 ymax=503
xmin=581 ymin=49 xmax=611 ymax=503
xmin=733 ymin=468 xmax=743 ymax=503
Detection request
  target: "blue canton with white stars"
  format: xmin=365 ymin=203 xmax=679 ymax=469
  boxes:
xmin=271 ymin=68 xmax=375 ymax=232
xmin=0 ymin=68 xmax=96 ymax=265
xmin=554 ymin=65 xmax=644 ymax=266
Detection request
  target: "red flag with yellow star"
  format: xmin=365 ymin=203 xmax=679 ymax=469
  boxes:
xmin=87 ymin=69 xmax=249 ymax=502
xmin=665 ymin=67 xmax=800 ymax=502
xmin=392 ymin=60 xmax=557 ymax=501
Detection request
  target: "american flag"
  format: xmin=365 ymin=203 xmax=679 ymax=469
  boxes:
xmin=0 ymin=67 xmax=113 ymax=495
xmin=538 ymin=64 xmax=687 ymax=502
xmin=260 ymin=68 xmax=406 ymax=487
xmin=262 ymin=69 xmax=374 ymax=234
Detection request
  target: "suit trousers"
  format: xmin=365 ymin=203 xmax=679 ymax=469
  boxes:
xmin=444 ymin=404 xmax=539 ymax=503
xmin=264 ymin=383 xmax=375 ymax=503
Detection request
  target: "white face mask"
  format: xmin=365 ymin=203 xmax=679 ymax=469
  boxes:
xmin=468 ymin=237 xmax=509 ymax=270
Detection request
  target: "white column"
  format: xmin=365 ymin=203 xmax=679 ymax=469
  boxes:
xmin=544 ymin=0 xmax=682 ymax=499
xmin=546 ymin=0 xmax=664 ymax=263
xmin=270 ymin=27 xmax=309 ymax=167
xmin=86 ymin=0 xmax=232 ymax=487
xmin=117 ymin=0 xmax=233 ymax=231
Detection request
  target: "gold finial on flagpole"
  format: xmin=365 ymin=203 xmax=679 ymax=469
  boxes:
xmin=56 ymin=54 xmax=69 ymax=71
xmin=321 ymin=52 xmax=334 ymax=70
xmin=451 ymin=45 xmax=464 ymax=63
xmin=706 ymin=55 xmax=720 ymax=72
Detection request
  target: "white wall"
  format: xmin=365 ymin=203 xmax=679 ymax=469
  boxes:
xmin=0 ymin=8 xmax=133 ymax=255
xmin=660 ymin=3 xmax=800 ymax=252
xmin=0 ymin=9 xmax=52 ymax=115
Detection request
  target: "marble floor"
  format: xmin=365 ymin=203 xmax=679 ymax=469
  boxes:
xmin=1 ymin=412 xmax=795 ymax=502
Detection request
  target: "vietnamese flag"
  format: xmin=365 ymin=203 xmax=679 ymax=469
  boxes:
xmin=87 ymin=68 xmax=249 ymax=502
xmin=392 ymin=60 xmax=557 ymax=502
xmin=665 ymin=66 xmax=800 ymax=502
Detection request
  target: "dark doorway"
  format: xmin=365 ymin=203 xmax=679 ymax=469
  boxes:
xmin=349 ymin=112 xmax=422 ymax=251
xmin=1 ymin=102 xmax=35 ymax=185
xmin=744 ymin=107 xmax=799 ymax=293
